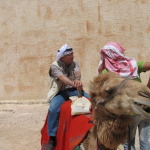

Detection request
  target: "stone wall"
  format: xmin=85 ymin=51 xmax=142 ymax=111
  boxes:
xmin=0 ymin=0 xmax=149 ymax=101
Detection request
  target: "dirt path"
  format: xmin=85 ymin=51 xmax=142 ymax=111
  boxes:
xmin=0 ymin=102 xmax=139 ymax=150
xmin=0 ymin=102 xmax=48 ymax=150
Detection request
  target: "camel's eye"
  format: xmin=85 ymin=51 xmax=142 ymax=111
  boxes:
xmin=105 ymin=88 xmax=114 ymax=95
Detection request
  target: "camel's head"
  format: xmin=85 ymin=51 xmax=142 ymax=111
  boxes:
xmin=89 ymin=72 xmax=150 ymax=119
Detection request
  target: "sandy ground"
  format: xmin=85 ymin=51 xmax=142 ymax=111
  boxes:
xmin=0 ymin=101 xmax=139 ymax=150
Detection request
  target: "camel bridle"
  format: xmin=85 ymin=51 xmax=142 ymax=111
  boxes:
xmin=94 ymin=78 xmax=130 ymax=118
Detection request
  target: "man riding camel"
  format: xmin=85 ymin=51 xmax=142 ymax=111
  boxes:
xmin=46 ymin=44 xmax=90 ymax=150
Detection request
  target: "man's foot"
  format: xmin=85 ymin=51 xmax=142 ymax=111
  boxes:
xmin=45 ymin=136 xmax=56 ymax=150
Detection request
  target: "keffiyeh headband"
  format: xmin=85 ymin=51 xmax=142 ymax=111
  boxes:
xmin=56 ymin=44 xmax=73 ymax=61
xmin=98 ymin=42 xmax=139 ymax=79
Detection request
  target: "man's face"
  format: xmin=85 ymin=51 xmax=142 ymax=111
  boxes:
xmin=61 ymin=52 xmax=74 ymax=65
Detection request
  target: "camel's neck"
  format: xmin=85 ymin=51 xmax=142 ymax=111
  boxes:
xmin=94 ymin=108 xmax=132 ymax=149
xmin=94 ymin=105 xmax=119 ymax=124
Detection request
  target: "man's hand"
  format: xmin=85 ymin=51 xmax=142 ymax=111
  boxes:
xmin=73 ymin=79 xmax=83 ymax=90
xmin=58 ymin=75 xmax=83 ymax=90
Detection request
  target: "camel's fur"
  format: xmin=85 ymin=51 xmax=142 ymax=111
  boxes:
xmin=82 ymin=72 xmax=150 ymax=150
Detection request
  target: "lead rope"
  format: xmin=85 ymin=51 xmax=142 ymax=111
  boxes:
xmin=128 ymin=126 xmax=131 ymax=150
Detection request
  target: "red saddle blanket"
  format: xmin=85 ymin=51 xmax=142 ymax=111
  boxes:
xmin=41 ymin=100 xmax=94 ymax=150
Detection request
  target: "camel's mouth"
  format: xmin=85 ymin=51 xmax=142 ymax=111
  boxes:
xmin=131 ymin=90 xmax=150 ymax=118
xmin=132 ymin=100 xmax=150 ymax=118
xmin=134 ymin=102 xmax=150 ymax=113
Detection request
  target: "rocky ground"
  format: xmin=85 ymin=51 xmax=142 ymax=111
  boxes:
xmin=0 ymin=101 xmax=139 ymax=150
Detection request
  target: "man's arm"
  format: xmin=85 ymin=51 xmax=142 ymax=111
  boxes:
xmin=143 ymin=62 xmax=150 ymax=89
xmin=50 ymin=63 xmax=83 ymax=90
xmin=147 ymin=77 xmax=150 ymax=89
xmin=58 ymin=74 xmax=74 ymax=86
xmin=143 ymin=62 xmax=150 ymax=72
xmin=58 ymin=74 xmax=83 ymax=90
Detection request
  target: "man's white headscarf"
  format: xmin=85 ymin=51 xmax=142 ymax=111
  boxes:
xmin=56 ymin=44 xmax=73 ymax=61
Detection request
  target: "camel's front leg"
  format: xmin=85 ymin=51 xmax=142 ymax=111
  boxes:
xmin=82 ymin=127 xmax=97 ymax=150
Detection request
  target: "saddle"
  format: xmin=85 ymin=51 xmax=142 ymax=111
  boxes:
xmin=41 ymin=100 xmax=94 ymax=150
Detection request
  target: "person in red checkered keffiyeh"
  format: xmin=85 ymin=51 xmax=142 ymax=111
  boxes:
xmin=98 ymin=42 xmax=139 ymax=79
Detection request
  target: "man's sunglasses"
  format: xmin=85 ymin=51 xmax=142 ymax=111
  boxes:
xmin=57 ymin=48 xmax=73 ymax=52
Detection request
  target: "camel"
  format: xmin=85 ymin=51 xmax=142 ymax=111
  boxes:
xmin=41 ymin=72 xmax=150 ymax=150
xmin=81 ymin=72 xmax=150 ymax=150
